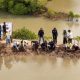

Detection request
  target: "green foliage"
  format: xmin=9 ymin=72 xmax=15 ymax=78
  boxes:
xmin=68 ymin=11 xmax=80 ymax=19
xmin=45 ymin=8 xmax=55 ymax=18
xmin=68 ymin=11 xmax=74 ymax=18
xmin=74 ymin=14 xmax=80 ymax=18
xmin=0 ymin=0 xmax=47 ymax=15
xmin=74 ymin=36 xmax=80 ymax=41
xmin=13 ymin=27 xmax=37 ymax=40
xmin=8 ymin=0 xmax=14 ymax=9
xmin=0 ymin=0 xmax=4 ymax=9
xmin=10 ymin=3 xmax=27 ymax=15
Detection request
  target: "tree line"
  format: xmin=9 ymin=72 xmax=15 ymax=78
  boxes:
xmin=0 ymin=0 xmax=47 ymax=15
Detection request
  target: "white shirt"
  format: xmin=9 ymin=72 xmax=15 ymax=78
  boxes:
xmin=67 ymin=32 xmax=73 ymax=39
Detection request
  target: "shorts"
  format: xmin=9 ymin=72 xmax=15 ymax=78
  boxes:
xmin=6 ymin=38 xmax=10 ymax=45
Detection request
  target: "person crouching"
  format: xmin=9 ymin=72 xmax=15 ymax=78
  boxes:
xmin=41 ymin=40 xmax=47 ymax=51
xmin=48 ymin=41 xmax=56 ymax=51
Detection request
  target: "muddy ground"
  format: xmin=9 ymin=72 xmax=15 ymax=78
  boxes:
xmin=0 ymin=43 xmax=80 ymax=59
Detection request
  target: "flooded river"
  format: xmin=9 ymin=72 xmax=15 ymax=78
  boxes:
xmin=0 ymin=55 xmax=80 ymax=80
xmin=46 ymin=0 xmax=80 ymax=14
xmin=0 ymin=0 xmax=80 ymax=80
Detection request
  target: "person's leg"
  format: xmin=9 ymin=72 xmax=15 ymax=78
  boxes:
xmin=63 ymin=38 xmax=67 ymax=44
xmin=70 ymin=39 xmax=72 ymax=43
xmin=8 ymin=39 xmax=11 ymax=46
xmin=68 ymin=38 xmax=70 ymax=43
xmin=39 ymin=37 xmax=41 ymax=44
xmin=10 ymin=36 xmax=12 ymax=43
xmin=6 ymin=38 xmax=8 ymax=45
xmin=42 ymin=36 xmax=44 ymax=43
xmin=52 ymin=35 xmax=55 ymax=41
xmin=54 ymin=36 xmax=57 ymax=44
xmin=53 ymin=35 xmax=56 ymax=43
xmin=65 ymin=38 xmax=67 ymax=44
xmin=56 ymin=37 xmax=57 ymax=44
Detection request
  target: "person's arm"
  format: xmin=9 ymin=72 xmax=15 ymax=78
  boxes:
xmin=43 ymin=30 xmax=44 ymax=35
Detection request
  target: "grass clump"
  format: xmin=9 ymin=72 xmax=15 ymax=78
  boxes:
xmin=13 ymin=27 xmax=37 ymax=40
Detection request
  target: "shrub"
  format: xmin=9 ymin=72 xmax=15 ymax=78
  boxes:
xmin=13 ymin=27 xmax=37 ymax=40
xmin=74 ymin=14 xmax=80 ymax=18
xmin=68 ymin=11 xmax=74 ymax=18
xmin=0 ymin=0 xmax=47 ymax=15
xmin=0 ymin=0 xmax=4 ymax=9
xmin=8 ymin=0 xmax=14 ymax=10
xmin=10 ymin=3 xmax=27 ymax=15
xmin=45 ymin=8 xmax=56 ymax=19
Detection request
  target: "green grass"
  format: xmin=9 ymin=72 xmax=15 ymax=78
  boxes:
xmin=13 ymin=27 xmax=37 ymax=40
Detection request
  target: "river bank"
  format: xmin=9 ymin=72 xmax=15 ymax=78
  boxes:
xmin=0 ymin=41 xmax=80 ymax=59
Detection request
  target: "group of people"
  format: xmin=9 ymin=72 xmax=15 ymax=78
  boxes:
xmin=12 ymin=27 xmax=80 ymax=52
xmin=33 ymin=27 xmax=58 ymax=51
xmin=63 ymin=30 xmax=80 ymax=51
xmin=0 ymin=23 xmax=80 ymax=52
xmin=37 ymin=27 xmax=80 ymax=51
xmin=38 ymin=27 xmax=74 ymax=45
xmin=38 ymin=28 xmax=58 ymax=44
xmin=12 ymin=40 xmax=28 ymax=52
xmin=0 ymin=22 xmax=11 ymax=46
xmin=63 ymin=29 xmax=73 ymax=44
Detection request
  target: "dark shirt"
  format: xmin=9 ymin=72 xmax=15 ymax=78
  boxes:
xmin=52 ymin=29 xmax=58 ymax=37
xmin=38 ymin=30 xmax=44 ymax=37
xmin=3 ymin=24 xmax=6 ymax=33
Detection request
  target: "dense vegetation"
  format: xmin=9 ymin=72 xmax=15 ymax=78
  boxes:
xmin=0 ymin=0 xmax=47 ymax=15
xmin=13 ymin=27 xmax=37 ymax=39
xmin=0 ymin=0 xmax=79 ymax=19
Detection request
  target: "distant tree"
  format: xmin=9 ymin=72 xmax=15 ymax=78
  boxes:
xmin=11 ymin=3 xmax=27 ymax=15
xmin=68 ymin=11 xmax=74 ymax=21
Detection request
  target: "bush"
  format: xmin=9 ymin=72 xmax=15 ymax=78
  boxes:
xmin=13 ymin=27 xmax=37 ymax=40
xmin=10 ymin=3 xmax=27 ymax=15
xmin=45 ymin=8 xmax=56 ymax=19
xmin=68 ymin=11 xmax=74 ymax=18
xmin=0 ymin=0 xmax=47 ymax=15
xmin=0 ymin=0 xmax=4 ymax=9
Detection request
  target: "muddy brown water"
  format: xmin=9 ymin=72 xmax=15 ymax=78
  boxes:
xmin=0 ymin=55 xmax=80 ymax=80
xmin=46 ymin=0 xmax=80 ymax=14
xmin=0 ymin=1 xmax=80 ymax=79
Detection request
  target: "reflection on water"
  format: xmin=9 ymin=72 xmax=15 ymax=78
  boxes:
xmin=0 ymin=56 xmax=3 ymax=70
xmin=0 ymin=55 xmax=80 ymax=80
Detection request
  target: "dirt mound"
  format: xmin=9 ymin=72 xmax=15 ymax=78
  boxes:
xmin=0 ymin=43 xmax=80 ymax=58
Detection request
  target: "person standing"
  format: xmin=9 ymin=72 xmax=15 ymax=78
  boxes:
xmin=3 ymin=22 xmax=6 ymax=36
xmin=6 ymin=31 xmax=11 ymax=46
xmin=67 ymin=30 xmax=73 ymax=43
xmin=38 ymin=28 xmax=44 ymax=44
xmin=52 ymin=28 xmax=58 ymax=44
xmin=63 ymin=30 xmax=67 ymax=44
